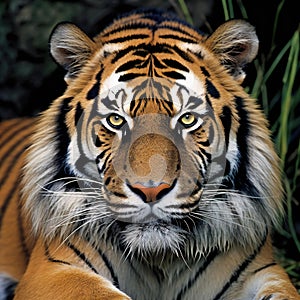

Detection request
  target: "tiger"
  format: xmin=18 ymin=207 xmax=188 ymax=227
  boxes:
xmin=0 ymin=8 xmax=299 ymax=300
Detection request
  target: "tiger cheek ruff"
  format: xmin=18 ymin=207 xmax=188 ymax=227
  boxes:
xmin=0 ymin=8 xmax=299 ymax=300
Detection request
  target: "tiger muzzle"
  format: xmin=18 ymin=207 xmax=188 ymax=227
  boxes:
xmin=112 ymin=114 xmax=181 ymax=203
xmin=126 ymin=132 xmax=180 ymax=202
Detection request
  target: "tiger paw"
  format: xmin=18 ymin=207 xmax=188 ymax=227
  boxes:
xmin=14 ymin=264 xmax=132 ymax=300
xmin=259 ymin=293 xmax=300 ymax=300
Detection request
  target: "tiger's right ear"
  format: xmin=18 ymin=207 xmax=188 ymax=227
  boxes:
xmin=205 ymin=20 xmax=259 ymax=83
xmin=50 ymin=23 xmax=96 ymax=83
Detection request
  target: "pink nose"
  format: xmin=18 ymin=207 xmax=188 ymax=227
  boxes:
xmin=130 ymin=183 xmax=171 ymax=203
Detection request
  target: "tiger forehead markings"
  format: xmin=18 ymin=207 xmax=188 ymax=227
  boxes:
xmin=84 ymin=13 xmax=223 ymax=114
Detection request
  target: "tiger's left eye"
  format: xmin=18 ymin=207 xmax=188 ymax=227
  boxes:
xmin=179 ymin=113 xmax=197 ymax=128
xmin=107 ymin=113 xmax=126 ymax=129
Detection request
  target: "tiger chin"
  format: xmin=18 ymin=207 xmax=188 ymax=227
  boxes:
xmin=0 ymin=8 xmax=299 ymax=300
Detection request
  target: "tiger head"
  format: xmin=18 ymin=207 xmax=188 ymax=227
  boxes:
xmin=23 ymin=10 xmax=283 ymax=258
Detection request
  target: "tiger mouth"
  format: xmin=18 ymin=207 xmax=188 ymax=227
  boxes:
xmin=114 ymin=214 xmax=199 ymax=254
xmin=112 ymin=204 xmax=200 ymax=228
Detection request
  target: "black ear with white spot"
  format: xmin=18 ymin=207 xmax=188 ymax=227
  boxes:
xmin=206 ymin=20 xmax=259 ymax=83
xmin=50 ymin=22 xmax=96 ymax=83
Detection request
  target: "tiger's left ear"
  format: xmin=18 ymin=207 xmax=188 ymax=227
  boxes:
xmin=205 ymin=20 xmax=259 ymax=83
xmin=50 ymin=22 xmax=96 ymax=83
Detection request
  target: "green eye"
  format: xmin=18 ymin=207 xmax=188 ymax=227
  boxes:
xmin=179 ymin=113 xmax=197 ymax=128
xmin=107 ymin=114 xmax=126 ymax=129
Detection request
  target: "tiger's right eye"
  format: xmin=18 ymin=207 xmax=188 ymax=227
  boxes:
xmin=178 ymin=112 xmax=197 ymax=128
xmin=107 ymin=114 xmax=126 ymax=129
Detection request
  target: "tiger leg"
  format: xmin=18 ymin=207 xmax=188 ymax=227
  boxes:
xmin=14 ymin=238 xmax=131 ymax=300
xmin=244 ymin=264 xmax=300 ymax=300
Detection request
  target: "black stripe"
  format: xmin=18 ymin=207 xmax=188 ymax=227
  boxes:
xmin=132 ymin=49 xmax=149 ymax=58
xmin=199 ymin=147 xmax=212 ymax=164
xmin=111 ymin=191 xmax=127 ymax=198
xmin=197 ymin=139 xmax=210 ymax=147
xmin=94 ymin=135 xmax=104 ymax=148
xmin=118 ymin=72 xmax=143 ymax=82
xmin=212 ymin=234 xmax=267 ymax=300
xmin=43 ymin=98 xmax=79 ymax=191
xmin=102 ymin=23 xmax=152 ymax=37
xmin=162 ymin=58 xmax=189 ymax=72
xmin=74 ymin=102 xmax=84 ymax=127
xmin=112 ymin=44 xmax=173 ymax=64
xmin=108 ymin=34 xmax=149 ymax=44
xmin=152 ymin=55 xmax=167 ymax=69
xmin=159 ymin=34 xmax=197 ymax=44
xmin=127 ymin=184 xmax=146 ymax=202
xmin=56 ymin=97 xmax=72 ymax=158
xmin=162 ymin=71 xmax=185 ymax=80
xmin=144 ymin=43 xmax=173 ymax=54
xmin=219 ymin=106 xmax=232 ymax=149
xmin=96 ymin=147 xmax=110 ymax=161
xmin=130 ymin=100 xmax=142 ymax=117
xmin=159 ymin=100 xmax=173 ymax=116
xmin=99 ymin=152 xmax=112 ymax=173
xmin=115 ymin=59 xmax=145 ymax=73
xmin=111 ymin=45 xmax=141 ymax=64
xmin=175 ymin=249 xmax=219 ymax=300
xmin=200 ymin=66 xmax=210 ymax=77
xmin=206 ymin=78 xmax=220 ymax=99
xmin=159 ymin=23 xmax=198 ymax=39
xmin=67 ymin=242 xmax=98 ymax=274
xmin=171 ymin=45 xmax=194 ymax=63
xmin=53 ymin=97 xmax=73 ymax=174
xmin=45 ymin=243 xmax=71 ymax=266
xmin=189 ymin=149 xmax=204 ymax=177
xmin=97 ymin=248 xmax=120 ymax=288
xmin=104 ymin=176 xmax=111 ymax=186
xmin=253 ymin=262 xmax=276 ymax=274
xmin=87 ymin=69 xmax=103 ymax=100
xmin=192 ymin=149 xmax=207 ymax=177
xmin=234 ymin=96 xmax=259 ymax=197
xmin=224 ymin=159 xmax=231 ymax=178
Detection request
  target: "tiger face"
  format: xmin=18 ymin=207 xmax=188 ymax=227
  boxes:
xmin=66 ymin=74 xmax=231 ymax=254
xmin=74 ymin=78 xmax=226 ymax=218
xmin=23 ymin=10 xmax=283 ymax=257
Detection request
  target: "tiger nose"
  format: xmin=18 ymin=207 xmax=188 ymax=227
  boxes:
xmin=129 ymin=183 xmax=171 ymax=203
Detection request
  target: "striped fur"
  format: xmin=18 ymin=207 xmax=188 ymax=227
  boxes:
xmin=0 ymin=9 xmax=299 ymax=300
